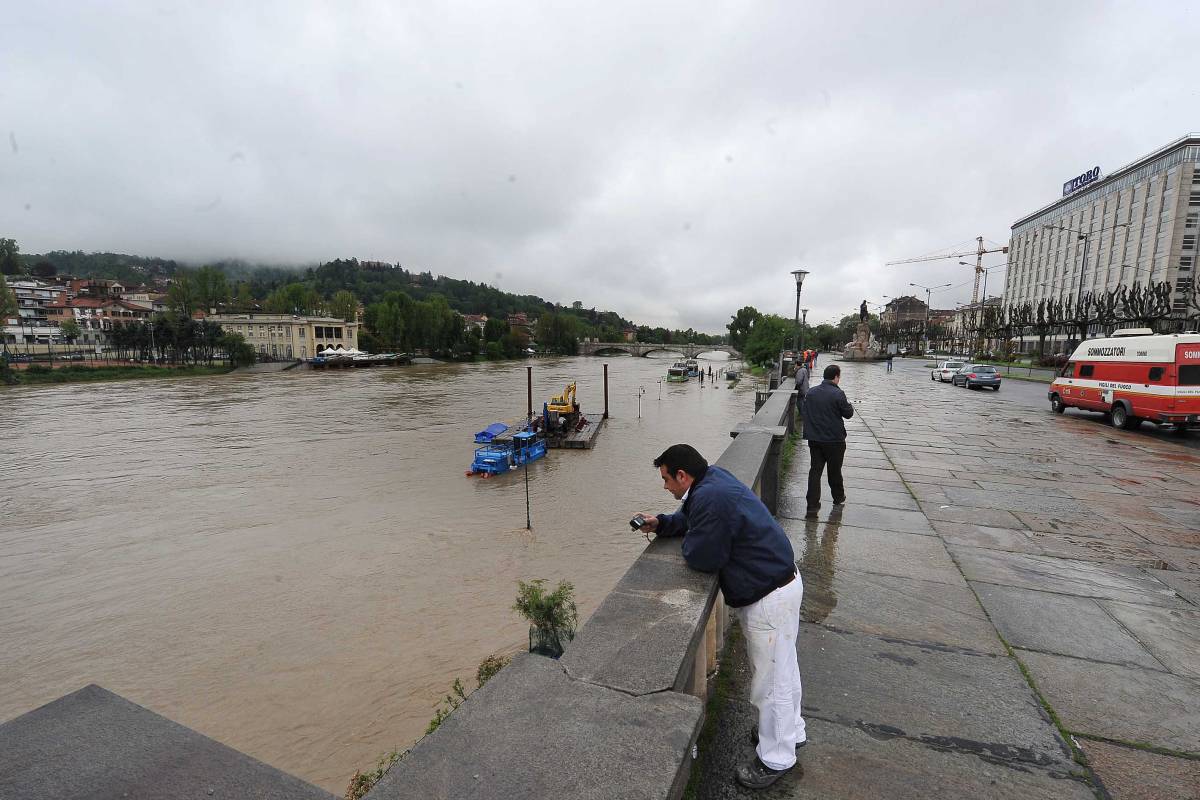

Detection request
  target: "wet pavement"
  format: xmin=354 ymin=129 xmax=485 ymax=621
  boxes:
xmin=696 ymin=359 xmax=1200 ymax=800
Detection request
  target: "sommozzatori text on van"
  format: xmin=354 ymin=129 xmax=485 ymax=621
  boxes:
xmin=1048 ymin=328 xmax=1200 ymax=431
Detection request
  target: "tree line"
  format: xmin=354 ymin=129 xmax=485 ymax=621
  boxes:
xmin=3 ymin=241 xmax=727 ymax=360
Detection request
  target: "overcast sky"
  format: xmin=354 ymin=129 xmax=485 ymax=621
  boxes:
xmin=4 ymin=1 xmax=1197 ymax=332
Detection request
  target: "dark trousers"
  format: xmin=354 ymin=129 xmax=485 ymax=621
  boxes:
xmin=806 ymin=441 xmax=846 ymax=510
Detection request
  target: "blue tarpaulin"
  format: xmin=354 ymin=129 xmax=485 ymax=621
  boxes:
xmin=474 ymin=422 xmax=509 ymax=443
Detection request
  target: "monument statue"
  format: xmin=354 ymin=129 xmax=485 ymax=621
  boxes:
xmin=844 ymin=300 xmax=882 ymax=361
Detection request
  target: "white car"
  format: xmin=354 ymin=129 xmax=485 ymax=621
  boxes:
xmin=932 ymin=361 xmax=965 ymax=382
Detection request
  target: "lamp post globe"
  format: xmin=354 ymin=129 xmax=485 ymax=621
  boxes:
xmin=791 ymin=269 xmax=808 ymax=354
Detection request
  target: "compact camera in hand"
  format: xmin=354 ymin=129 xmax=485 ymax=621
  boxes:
xmin=629 ymin=514 xmax=647 ymax=531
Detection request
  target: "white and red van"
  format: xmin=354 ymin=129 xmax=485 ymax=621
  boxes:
xmin=1048 ymin=329 xmax=1200 ymax=431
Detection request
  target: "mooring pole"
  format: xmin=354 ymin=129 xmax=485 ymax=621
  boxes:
xmin=526 ymin=365 xmax=533 ymax=420
xmin=603 ymin=363 xmax=609 ymax=419
xmin=524 ymin=457 xmax=532 ymax=530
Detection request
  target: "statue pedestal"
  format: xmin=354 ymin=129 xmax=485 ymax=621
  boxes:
xmin=843 ymin=322 xmax=882 ymax=361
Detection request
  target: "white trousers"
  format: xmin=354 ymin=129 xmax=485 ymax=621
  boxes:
xmin=739 ymin=574 xmax=805 ymax=770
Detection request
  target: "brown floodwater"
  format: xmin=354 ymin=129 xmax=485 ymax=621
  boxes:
xmin=0 ymin=354 xmax=758 ymax=792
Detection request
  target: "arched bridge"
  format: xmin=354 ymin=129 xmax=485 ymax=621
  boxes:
xmin=577 ymin=341 xmax=741 ymax=358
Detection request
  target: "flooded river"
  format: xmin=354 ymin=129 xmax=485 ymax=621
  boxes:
xmin=0 ymin=354 xmax=759 ymax=792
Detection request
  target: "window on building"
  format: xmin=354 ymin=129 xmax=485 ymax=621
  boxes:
xmin=335 ymin=327 xmax=343 ymax=339
xmin=1149 ymin=367 xmax=1165 ymax=382
xmin=1078 ymin=364 xmax=1094 ymax=377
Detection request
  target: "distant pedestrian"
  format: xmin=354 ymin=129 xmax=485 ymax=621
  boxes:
xmin=801 ymin=364 xmax=854 ymax=518
xmin=886 ymin=353 xmax=893 ymax=373
xmin=796 ymin=361 xmax=810 ymax=400
xmin=634 ymin=444 xmax=805 ymax=789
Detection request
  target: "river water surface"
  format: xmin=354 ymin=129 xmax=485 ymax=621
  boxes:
xmin=0 ymin=354 xmax=759 ymax=792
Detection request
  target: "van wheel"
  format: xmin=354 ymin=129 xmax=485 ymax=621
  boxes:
xmin=1111 ymin=404 xmax=1138 ymax=430
xmin=1050 ymin=394 xmax=1065 ymax=414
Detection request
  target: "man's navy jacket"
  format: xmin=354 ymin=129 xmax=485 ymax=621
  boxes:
xmin=801 ymin=379 xmax=854 ymax=442
xmin=655 ymin=465 xmax=795 ymax=608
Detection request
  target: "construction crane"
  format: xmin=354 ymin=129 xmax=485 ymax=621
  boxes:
xmin=886 ymin=236 xmax=1009 ymax=306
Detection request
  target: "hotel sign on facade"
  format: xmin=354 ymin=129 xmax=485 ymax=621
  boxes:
xmin=1062 ymin=166 xmax=1102 ymax=197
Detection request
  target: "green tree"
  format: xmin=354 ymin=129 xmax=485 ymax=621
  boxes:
xmin=330 ymin=289 xmax=359 ymax=323
xmin=483 ymin=317 xmax=508 ymax=343
xmin=264 ymin=282 xmax=323 ymax=315
xmin=59 ymin=318 xmax=81 ymax=343
xmin=0 ymin=239 xmax=23 ymax=275
xmin=193 ymin=266 xmax=230 ymax=312
xmin=166 ymin=273 xmax=200 ymax=314
xmin=218 ymin=331 xmax=256 ymax=367
xmin=535 ymin=311 xmax=579 ymax=355
xmin=31 ymin=260 xmax=56 ymax=278
xmin=0 ymin=273 xmax=17 ymax=321
xmin=727 ymin=306 xmax=761 ymax=351
xmin=235 ymin=281 xmax=255 ymax=310
xmin=743 ymin=314 xmax=791 ymax=367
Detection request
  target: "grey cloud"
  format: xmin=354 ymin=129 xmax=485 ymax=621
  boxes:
xmin=3 ymin=0 xmax=1196 ymax=332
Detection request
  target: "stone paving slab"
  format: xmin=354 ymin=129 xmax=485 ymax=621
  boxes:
xmin=920 ymin=502 xmax=1026 ymax=529
xmin=1154 ymin=570 xmax=1200 ymax=606
xmin=797 ymin=627 xmax=1075 ymax=770
xmin=931 ymin=522 xmax=1042 ymax=555
xmin=795 ymin=567 xmax=1005 ymax=655
xmin=782 ymin=520 xmax=961 ymax=585
xmin=1078 ymin=738 xmax=1200 ymax=800
xmin=793 ymin=505 xmax=935 ymax=535
xmin=972 ymin=584 xmax=1165 ymax=669
xmin=949 ymin=546 xmax=1187 ymax=608
xmin=1016 ymin=649 xmax=1200 ymax=754
xmin=1099 ymin=601 xmax=1200 ymax=678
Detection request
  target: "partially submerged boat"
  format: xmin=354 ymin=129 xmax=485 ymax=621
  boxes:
xmin=466 ymin=430 xmax=547 ymax=476
xmin=685 ymin=359 xmax=699 ymax=377
xmin=667 ymin=361 xmax=689 ymax=382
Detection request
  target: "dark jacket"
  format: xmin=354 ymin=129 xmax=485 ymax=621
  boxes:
xmin=655 ymin=465 xmax=795 ymax=608
xmin=801 ymin=379 xmax=854 ymax=442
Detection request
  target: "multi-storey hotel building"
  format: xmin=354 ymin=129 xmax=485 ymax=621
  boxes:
xmin=206 ymin=313 xmax=359 ymax=361
xmin=1003 ymin=134 xmax=1200 ymax=348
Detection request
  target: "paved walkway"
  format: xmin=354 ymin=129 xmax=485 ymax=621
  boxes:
xmin=696 ymin=361 xmax=1200 ymax=800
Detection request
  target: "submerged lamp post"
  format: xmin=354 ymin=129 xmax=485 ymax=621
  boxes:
xmin=791 ymin=269 xmax=809 ymax=353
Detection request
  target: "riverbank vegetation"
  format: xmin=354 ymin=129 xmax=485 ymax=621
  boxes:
xmin=6 ymin=363 xmax=233 ymax=386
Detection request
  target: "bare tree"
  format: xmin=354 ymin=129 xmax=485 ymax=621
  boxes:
xmin=1092 ymin=287 xmax=1125 ymax=336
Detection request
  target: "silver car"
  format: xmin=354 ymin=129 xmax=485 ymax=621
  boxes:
xmin=931 ymin=361 xmax=964 ymax=382
xmin=952 ymin=364 xmax=1002 ymax=391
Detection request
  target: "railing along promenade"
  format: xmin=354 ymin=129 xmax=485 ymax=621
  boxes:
xmin=368 ymin=377 xmax=798 ymax=800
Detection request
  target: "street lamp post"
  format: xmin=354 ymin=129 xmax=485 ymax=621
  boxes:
xmin=910 ymin=282 xmax=951 ymax=355
xmin=799 ymin=308 xmax=808 ymax=349
xmin=791 ymin=269 xmax=808 ymax=354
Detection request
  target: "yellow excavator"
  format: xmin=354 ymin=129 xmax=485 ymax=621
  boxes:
xmin=543 ymin=382 xmax=582 ymax=435
xmin=547 ymin=382 xmax=577 ymax=415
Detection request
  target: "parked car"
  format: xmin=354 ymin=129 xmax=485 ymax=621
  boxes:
xmin=931 ymin=361 xmax=965 ymax=382
xmin=952 ymin=364 xmax=1002 ymax=390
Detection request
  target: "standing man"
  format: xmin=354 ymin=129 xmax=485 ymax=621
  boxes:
xmin=796 ymin=360 xmax=810 ymax=401
xmin=886 ymin=352 xmax=894 ymax=373
xmin=636 ymin=444 xmax=804 ymax=790
xmin=801 ymin=365 xmax=854 ymax=519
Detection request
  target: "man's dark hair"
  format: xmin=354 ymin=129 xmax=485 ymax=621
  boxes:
xmin=823 ymin=364 xmax=840 ymax=381
xmin=653 ymin=443 xmax=708 ymax=479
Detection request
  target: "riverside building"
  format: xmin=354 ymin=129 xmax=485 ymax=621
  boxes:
xmin=206 ymin=313 xmax=360 ymax=360
xmin=1003 ymin=134 xmax=1200 ymax=352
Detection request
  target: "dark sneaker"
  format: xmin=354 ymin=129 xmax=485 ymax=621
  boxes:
xmin=833 ymin=496 xmax=846 ymax=505
xmin=735 ymin=756 xmax=795 ymax=790
xmin=804 ymin=508 xmax=819 ymax=519
xmin=750 ymin=724 xmax=807 ymax=748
